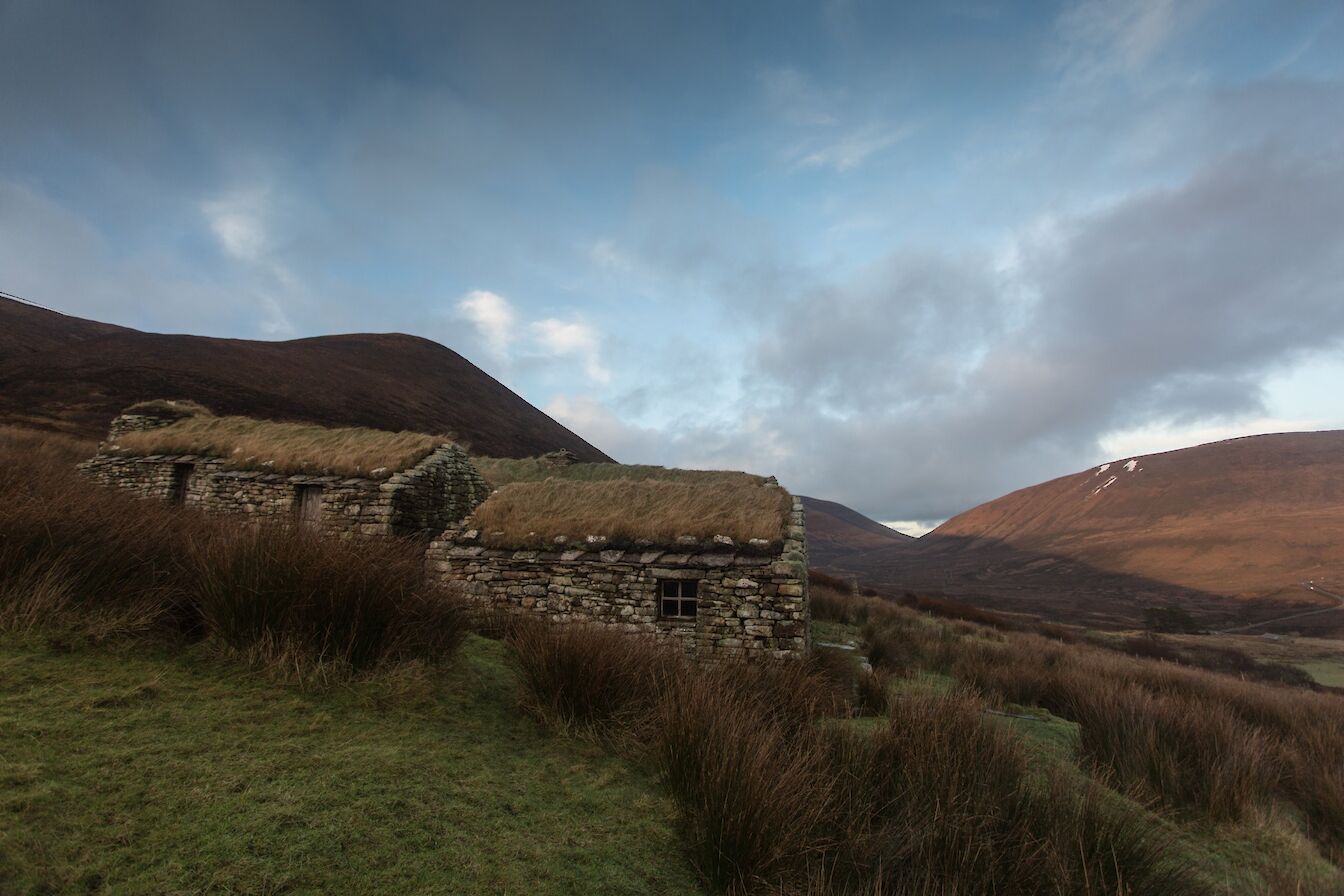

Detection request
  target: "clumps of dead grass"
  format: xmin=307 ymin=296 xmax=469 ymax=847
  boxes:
xmin=114 ymin=414 xmax=448 ymax=478
xmin=506 ymin=621 xmax=1203 ymax=896
xmin=469 ymin=479 xmax=793 ymax=548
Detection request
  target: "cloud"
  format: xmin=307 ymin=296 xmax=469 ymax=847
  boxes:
xmin=1051 ymin=0 xmax=1201 ymax=84
xmin=544 ymin=392 xmax=796 ymax=475
xmin=458 ymin=289 xmax=517 ymax=358
xmin=881 ymin=520 xmax=942 ymax=538
xmin=543 ymin=394 xmax=662 ymax=461
xmin=758 ymin=66 xmax=840 ymax=127
xmin=458 ymin=291 xmax=610 ymax=385
xmin=1098 ymin=417 xmax=1330 ymax=460
xmin=4 ymin=0 xmax=1342 ymax=526
xmin=595 ymin=142 xmax=1344 ymax=521
xmin=0 ymin=178 xmax=298 ymax=338
xmin=792 ymin=123 xmax=915 ymax=172
xmin=588 ymin=238 xmax=635 ymax=274
xmin=531 ymin=318 xmax=610 ymax=384
xmin=766 ymin=145 xmax=1344 ymax=517
xmin=201 ymin=189 xmax=270 ymax=262
xmin=197 ymin=186 xmax=299 ymax=336
xmin=758 ymin=65 xmax=913 ymax=174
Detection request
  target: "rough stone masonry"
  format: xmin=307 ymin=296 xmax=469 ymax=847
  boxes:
xmin=426 ymin=496 xmax=810 ymax=661
xmin=80 ymin=411 xmax=489 ymax=539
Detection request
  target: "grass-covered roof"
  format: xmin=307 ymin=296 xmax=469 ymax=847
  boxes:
xmin=112 ymin=410 xmax=449 ymax=478
xmin=466 ymin=459 xmax=792 ymax=548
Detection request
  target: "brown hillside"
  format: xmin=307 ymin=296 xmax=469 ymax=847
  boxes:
xmin=800 ymin=495 xmax=913 ymax=567
xmin=0 ymin=298 xmax=611 ymax=461
xmin=829 ymin=432 xmax=1344 ymax=634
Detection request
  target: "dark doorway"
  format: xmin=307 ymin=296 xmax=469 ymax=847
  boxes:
xmin=295 ymin=485 xmax=323 ymax=528
xmin=169 ymin=463 xmax=194 ymax=505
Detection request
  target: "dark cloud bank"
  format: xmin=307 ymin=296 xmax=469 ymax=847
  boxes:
xmin=608 ymin=142 xmax=1344 ymax=522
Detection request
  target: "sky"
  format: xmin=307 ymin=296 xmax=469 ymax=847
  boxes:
xmin=2 ymin=0 xmax=1343 ymax=533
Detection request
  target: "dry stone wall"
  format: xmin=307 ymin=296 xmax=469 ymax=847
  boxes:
xmin=79 ymin=453 xmax=225 ymax=504
xmin=107 ymin=413 xmax=182 ymax=441
xmin=389 ymin=447 xmax=490 ymax=534
xmin=79 ymin=440 xmax=488 ymax=539
xmin=426 ymin=497 xmax=810 ymax=661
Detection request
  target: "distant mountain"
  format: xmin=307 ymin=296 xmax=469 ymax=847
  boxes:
xmin=0 ymin=297 xmax=612 ymax=461
xmin=801 ymin=496 xmax=913 ymax=567
xmin=827 ymin=432 xmax=1344 ymax=635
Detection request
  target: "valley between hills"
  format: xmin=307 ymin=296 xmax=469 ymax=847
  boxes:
xmin=4 ymin=296 xmax=1344 ymax=895
xmin=8 ymin=294 xmax=1342 ymax=638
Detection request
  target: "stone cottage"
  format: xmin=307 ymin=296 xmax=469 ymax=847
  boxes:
xmin=426 ymin=472 xmax=809 ymax=661
xmin=80 ymin=401 xmax=488 ymax=538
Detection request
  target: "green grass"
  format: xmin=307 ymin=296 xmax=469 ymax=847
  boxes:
xmin=993 ymin=709 xmax=1079 ymax=765
xmin=0 ymin=635 xmax=705 ymax=896
xmin=810 ymin=619 xmax=862 ymax=645
xmin=1296 ymin=659 xmax=1344 ymax=688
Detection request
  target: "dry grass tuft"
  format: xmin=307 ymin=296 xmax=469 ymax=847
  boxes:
xmin=114 ymin=414 xmax=449 ymax=478
xmin=469 ymin=479 xmax=793 ymax=547
xmin=505 ymin=620 xmax=682 ymax=737
xmin=953 ymin=633 xmax=1344 ymax=857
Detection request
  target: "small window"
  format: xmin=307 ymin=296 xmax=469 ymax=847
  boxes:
xmin=295 ymin=485 xmax=323 ymax=528
xmin=169 ymin=463 xmax=194 ymax=505
xmin=659 ymin=579 xmax=698 ymax=619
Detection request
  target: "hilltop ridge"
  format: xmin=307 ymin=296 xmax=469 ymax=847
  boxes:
xmin=825 ymin=431 xmax=1344 ymax=634
xmin=0 ymin=297 xmax=611 ymax=461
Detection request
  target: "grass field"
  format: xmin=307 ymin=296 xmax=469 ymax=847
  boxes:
xmin=5 ymin=427 xmax=1343 ymax=895
xmin=1298 ymin=659 xmax=1344 ymax=688
xmin=0 ymin=635 xmax=704 ymax=896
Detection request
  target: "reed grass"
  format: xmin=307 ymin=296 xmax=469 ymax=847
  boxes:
xmin=505 ymin=621 xmax=1203 ymax=895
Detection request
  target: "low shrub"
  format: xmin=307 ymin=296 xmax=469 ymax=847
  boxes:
xmin=862 ymin=616 xmax=931 ymax=675
xmin=853 ymin=667 xmax=894 ymax=716
xmin=807 ymin=569 xmax=855 ymax=593
xmin=189 ymin=524 xmax=467 ymax=674
xmin=654 ymin=668 xmax=835 ymax=892
xmin=0 ymin=429 xmax=193 ymax=638
xmin=895 ymin=590 xmax=1023 ymax=630
xmin=1067 ymin=676 xmax=1278 ymax=821
xmin=808 ymin=582 xmax=860 ymax=624
xmin=505 ymin=620 xmax=677 ymax=735
xmin=809 ymin=583 xmax=868 ymax=625
xmin=827 ymin=691 xmax=1038 ymax=892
